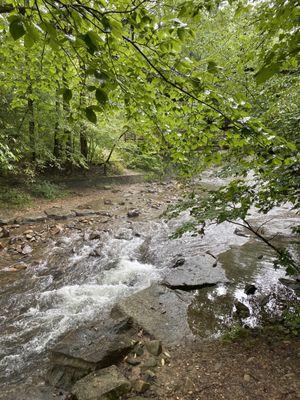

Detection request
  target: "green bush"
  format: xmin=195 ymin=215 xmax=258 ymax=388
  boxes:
xmin=0 ymin=187 xmax=31 ymax=207
xmin=30 ymin=180 xmax=67 ymax=200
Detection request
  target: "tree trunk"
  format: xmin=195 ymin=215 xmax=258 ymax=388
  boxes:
xmin=53 ymin=94 xmax=61 ymax=159
xmin=27 ymin=80 xmax=35 ymax=162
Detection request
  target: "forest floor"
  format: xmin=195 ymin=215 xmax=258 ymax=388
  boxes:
xmin=152 ymin=334 xmax=300 ymax=400
xmin=0 ymin=175 xmax=299 ymax=400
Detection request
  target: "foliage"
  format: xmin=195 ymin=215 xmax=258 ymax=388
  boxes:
xmin=0 ymin=186 xmax=31 ymax=207
xmin=30 ymin=180 xmax=68 ymax=199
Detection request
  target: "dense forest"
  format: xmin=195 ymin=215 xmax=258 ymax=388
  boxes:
xmin=1 ymin=0 xmax=299 ymax=270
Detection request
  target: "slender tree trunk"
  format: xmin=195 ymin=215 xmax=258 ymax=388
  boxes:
xmin=53 ymin=92 xmax=61 ymax=159
xmin=62 ymin=65 xmax=72 ymax=166
xmin=79 ymin=67 xmax=88 ymax=160
xmin=26 ymin=72 xmax=36 ymax=162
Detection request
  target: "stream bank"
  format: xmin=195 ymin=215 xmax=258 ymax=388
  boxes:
xmin=0 ymin=176 xmax=299 ymax=399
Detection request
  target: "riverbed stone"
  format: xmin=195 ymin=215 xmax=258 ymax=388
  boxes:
xmin=45 ymin=208 xmax=76 ymax=220
xmin=71 ymin=365 xmax=131 ymax=400
xmin=74 ymin=209 xmax=97 ymax=217
xmin=163 ymin=254 xmax=227 ymax=289
xmin=49 ymin=316 xmax=137 ymax=389
xmin=22 ymin=213 xmax=47 ymax=224
xmin=132 ymin=379 xmax=150 ymax=393
xmin=127 ymin=209 xmax=140 ymax=218
xmin=113 ymin=284 xmax=194 ymax=346
xmin=0 ymin=218 xmax=10 ymax=226
xmin=145 ymin=340 xmax=162 ymax=356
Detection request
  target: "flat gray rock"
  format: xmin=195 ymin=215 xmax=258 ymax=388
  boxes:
xmin=74 ymin=209 xmax=97 ymax=217
xmin=45 ymin=208 xmax=76 ymax=220
xmin=48 ymin=316 xmax=136 ymax=389
xmin=113 ymin=284 xmax=194 ymax=346
xmin=71 ymin=366 xmax=131 ymax=400
xmin=22 ymin=213 xmax=47 ymax=224
xmin=0 ymin=218 xmax=11 ymax=226
xmin=163 ymin=254 xmax=227 ymax=289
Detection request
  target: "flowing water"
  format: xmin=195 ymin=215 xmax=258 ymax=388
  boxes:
xmin=0 ymin=178 xmax=299 ymax=396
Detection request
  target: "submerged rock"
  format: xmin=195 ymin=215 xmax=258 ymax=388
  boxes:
xmin=127 ymin=209 xmax=140 ymax=218
xmin=244 ymin=284 xmax=257 ymax=295
xmin=71 ymin=365 xmax=131 ymax=400
xmin=234 ymin=302 xmax=250 ymax=319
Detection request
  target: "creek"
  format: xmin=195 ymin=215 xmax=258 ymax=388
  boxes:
xmin=0 ymin=177 xmax=299 ymax=397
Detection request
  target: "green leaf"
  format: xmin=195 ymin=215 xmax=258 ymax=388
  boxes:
xmin=24 ymin=33 xmax=34 ymax=48
xmin=10 ymin=20 xmax=26 ymax=41
xmin=255 ymin=63 xmax=280 ymax=84
xmin=95 ymin=88 xmax=108 ymax=105
xmin=207 ymin=61 xmax=219 ymax=74
xmin=63 ymin=88 xmax=72 ymax=103
xmin=85 ymin=107 xmax=97 ymax=123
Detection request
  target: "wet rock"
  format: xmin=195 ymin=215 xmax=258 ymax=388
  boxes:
xmin=9 ymin=262 xmax=27 ymax=271
xmin=21 ymin=244 xmax=33 ymax=255
xmin=0 ymin=218 xmax=9 ymax=226
xmin=45 ymin=208 xmax=76 ymax=220
xmin=89 ymin=231 xmax=101 ymax=240
xmin=0 ymin=226 xmax=10 ymax=238
xmin=49 ymin=316 xmax=137 ymax=389
xmin=89 ymin=248 xmax=102 ymax=257
xmin=95 ymin=210 xmax=112 ymax=217
xmin=22 ymin=213 xmax=47 ymax=224
xmin=71 ymin=366 xmax=131 ymax=400
xmin=133 ymin=343 xmax=144 ymax=356
xmin=127 ymin=209 xmax=140 ymax=218
xmin=144 ymin=369 xmax=156 ymax=381
xmin=50 ymin=225 xmax=63 ymax=236
xmin=114 ymin=229 xmax=133 ymax=240
xmin=113 ymin=284 xmax=194 ymax=345
xmin=132 ymin=379 xmax=150 ymax=393
xmin=126 ymin=357 xmax=141 ymax=366
xmin=47 ymin=365 xmax=89 ymax=390
xmin=104 ymin=199 xmax=113 ymax=205
xmin=143 ymin=357 xmax=157 ymax=368
xmin=234 ymin=302 xmax=250 ymax=319
xmin=56 ymin=237 xmax=69 ymax=246
xmin=74 ymin=209 xmax=96 ymax=217
xmin=244 ymin=284 xmax=257 ymax=295
xmin=163 ymin=254 xmax=227 ymax=290
xmin=172 ymin=257 xmax=185 ymax=268
xmin=145 ymin=340 xmax=162 ymax=356
xmin=279 ymin=278 xmax=300 ymax=294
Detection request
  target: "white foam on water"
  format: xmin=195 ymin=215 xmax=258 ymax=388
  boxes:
xmin=0 ymin=231 xmax=160 ymax=379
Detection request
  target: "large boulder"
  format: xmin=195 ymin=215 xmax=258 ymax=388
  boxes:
xmin=162 ymin=254 xmax=227 ymax=290
xmin=113 ymin=284 xmax=194 ymax=346
xmin=71 ymin=366 xmax=131 ymax=400
xmin=45 ymin=208 xmax=76 ymax=220
xmin=48 ymin=316 xmax=137 ymax=389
